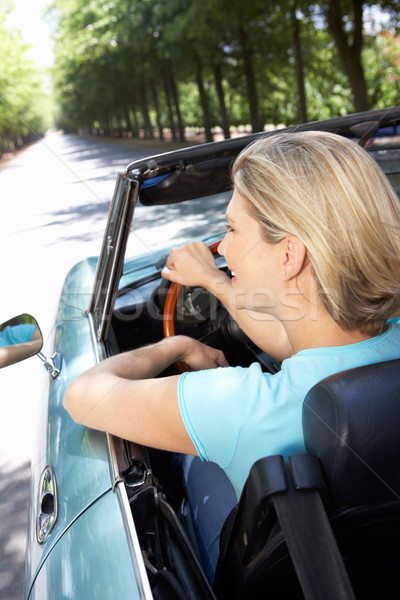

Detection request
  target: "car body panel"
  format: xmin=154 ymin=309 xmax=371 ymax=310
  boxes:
xmin=25 ymin=257 xmax=117 ymax=596
xmin=26 ymin=489 xmax=146 ymax=600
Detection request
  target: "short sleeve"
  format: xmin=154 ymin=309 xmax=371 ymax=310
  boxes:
xmin=0 ymin=324 xmax=36 ymax=347
xmin=178 ymin=363 xmax=268 ymax=467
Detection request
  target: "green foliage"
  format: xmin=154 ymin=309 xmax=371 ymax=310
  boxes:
xmin=48 ymin=0 xmax=400 ymax=138
xmin=0 ymin=2 xmax=51 ymax=153
xmin=365 ymin=30 xmax=400 ymax=107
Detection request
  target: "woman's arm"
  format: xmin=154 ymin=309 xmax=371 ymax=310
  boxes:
xmin=162 ymin=243 xmax=293 ymax=361
xmin=63 ymin=336 xmax=228 ymax=453
xmin=0 ymin=338 xmax=42 ymax=368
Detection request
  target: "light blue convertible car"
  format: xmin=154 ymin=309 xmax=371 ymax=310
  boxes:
xmin=4 ymin=108 xmax=400 ymax=599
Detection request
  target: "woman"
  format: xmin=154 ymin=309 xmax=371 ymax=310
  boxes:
xmin=0 ymin=322 xmax=42 ymax=368
xmin=64 ymin=130 xmax=400 ymax=580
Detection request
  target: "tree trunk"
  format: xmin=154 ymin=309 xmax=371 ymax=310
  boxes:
xmin=116 ymin=114 xmax=124 ymax=137
xmin=195 ymin=55 xmax=213 ymax=143
xmin=125 ymin=106 xmax=140 ymax=138
xmin=151 ymin=82 xmax=164 ymax=140
xmin=290 ymin=2 xmax=308 ymax=123
xmin=167 ymin=64 xmax=186 ymax=142
xmin=163 ymin=69 xmax=177 ymax=140
xmin=103 ymin=114 xmax=111 ymax=136
xmin=132 ymin=109 xmax=140 ymax=138
xmin=238 ymin=25 xmax=263 ymax=132
xmin=124 ymin=107 xmax=133 ymax=136
xmin=140 ymin=88 xmax=154 ymax=139
xmin=110 ymin=115 xmax=118 ymax=137
xmin=326 ymin=0 xmax=369 ymax=112
xmin=213 ymin=62 xmax=231 ymax=139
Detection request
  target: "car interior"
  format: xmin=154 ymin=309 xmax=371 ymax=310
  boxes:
xmin=99 ymin=114 xmax=400 ymax=599
xmin=108 ymin=246 xmax=400 ymax=599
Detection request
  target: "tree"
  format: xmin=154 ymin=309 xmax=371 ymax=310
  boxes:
xmin=325 ymin=0 xmax=370 ymax=111
xmin=290 ymin=1 xmax=309 ymax=122
xmin=310 ymin=0 xmax=400 ymax=113
xmin=0 ymin=1 xmax=50 ymax=154
xmin=49 ymin=0 xmax=400 ymax=138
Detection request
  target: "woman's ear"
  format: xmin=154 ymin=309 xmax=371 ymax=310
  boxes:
xmin=282 ymin=236 xmax=307 ymax=280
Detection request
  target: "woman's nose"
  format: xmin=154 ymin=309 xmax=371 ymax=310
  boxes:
xmin=218 ymin=235 xmax=227 ymax=256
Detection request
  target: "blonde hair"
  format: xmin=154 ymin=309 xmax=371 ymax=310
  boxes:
xmin=232 ymin=130 xmax=400 ymax=336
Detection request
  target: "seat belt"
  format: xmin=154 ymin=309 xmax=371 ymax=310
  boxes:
xmin=269 ymin=454 xmax=356 ymax=600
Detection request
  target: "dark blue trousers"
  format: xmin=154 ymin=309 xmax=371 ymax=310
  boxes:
xmin=179 ymin=455 xmax=238 ymax=582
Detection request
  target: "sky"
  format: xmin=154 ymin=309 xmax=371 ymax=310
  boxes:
xmin=5 ymin=0 xmax=54 ymax=69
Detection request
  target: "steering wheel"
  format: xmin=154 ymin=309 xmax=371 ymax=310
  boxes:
xmin=163 ymin=240 xmax=221 ymax=372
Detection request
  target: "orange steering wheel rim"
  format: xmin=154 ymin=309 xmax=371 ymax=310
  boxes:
xmin=163 ymin=240 xmax=221 ymax=372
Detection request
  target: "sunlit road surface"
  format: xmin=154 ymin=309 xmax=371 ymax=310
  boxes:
xmin=0 ymin=132 xmax=230 ymax=599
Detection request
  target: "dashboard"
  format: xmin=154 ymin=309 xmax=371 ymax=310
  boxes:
xmin=110 ymin=260 xmax=281 ymax=375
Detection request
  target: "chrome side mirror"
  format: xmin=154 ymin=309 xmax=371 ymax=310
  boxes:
xmin=0 ymin=314 xmax=43 ymax=368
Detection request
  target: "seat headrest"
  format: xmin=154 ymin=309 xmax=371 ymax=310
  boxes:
xmin=302 ymin=359 xmax=400 ymax=507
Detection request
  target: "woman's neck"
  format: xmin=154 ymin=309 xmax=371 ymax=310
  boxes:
xmin=277 ymin=264 xmax=372 ymax=354
xmin=284 ymin=310 xmax=372 ymax=355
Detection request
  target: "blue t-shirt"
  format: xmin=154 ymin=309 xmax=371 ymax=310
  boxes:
xmin=0 ymin=324 xmax=36 ymax=347
xmin=178 ymin=320 xmax=400 ymax=498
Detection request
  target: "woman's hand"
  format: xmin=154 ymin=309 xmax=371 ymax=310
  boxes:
xmin=162 ymin=242 xmax=228 ymax=290
xmin=175 ymin=336 xmax=229 ymax=371
xmin=161 ymin=244 xmax=293 ymax=362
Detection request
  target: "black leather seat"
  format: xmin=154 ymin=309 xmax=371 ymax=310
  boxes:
xmin=213 ymin=358 xmax=400 ymax=600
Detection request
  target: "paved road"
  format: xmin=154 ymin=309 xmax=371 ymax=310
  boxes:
xmin=0 ymin=132 xmax=229 ymax=599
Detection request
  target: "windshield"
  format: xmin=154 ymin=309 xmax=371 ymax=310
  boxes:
xmin=368 ymin=143 xmax=400 ymax=198
xmin=122 ymin=140 xmax=400 ymax=277
xmin=123 ymin=190 xmax=232 ymax=274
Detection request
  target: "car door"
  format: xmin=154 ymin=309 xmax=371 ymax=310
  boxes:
xmin=24 ymin=257 xmax=149 ymax=598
